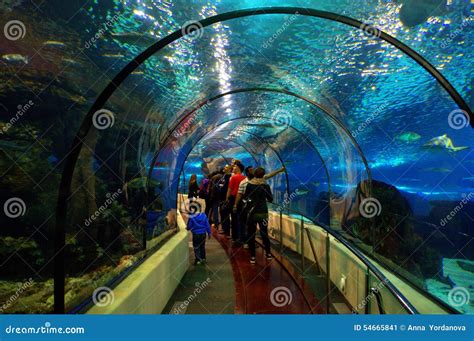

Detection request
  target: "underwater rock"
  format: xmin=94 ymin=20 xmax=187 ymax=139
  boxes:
xmin=343 ymin=179 xmax=441 ymax=278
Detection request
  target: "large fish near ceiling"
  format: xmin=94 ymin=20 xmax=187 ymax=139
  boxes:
xmin=396 ymin=0 xmax=450 ymax=27
xmin=423 ymin=134 xmax=469 ymax=152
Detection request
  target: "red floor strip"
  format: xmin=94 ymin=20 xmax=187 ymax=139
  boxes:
xmin=212 ymin=228 xmax=323 ymax=314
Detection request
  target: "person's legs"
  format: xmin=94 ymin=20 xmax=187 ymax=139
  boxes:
xmin=200 ymin=235 xmax=206 ymax=261
xmin=211 ymin=201 xmax=220 ymax=227
xmin=204 ymin=197 xmax=211 ymax=217
xmin=192 ymin=233 xmax=203 ymax=263
xmin=247 ymin=219 xmax=257 ymax=259
xmin=238 ymin=206 xmax=247 ymax=243
xmin=220 ymin=202 xmax=231 ymax=236
xmin=258 ymin=218 xmax=271 ymax=256
xmin=229 ymin=196 xmax=239 ymax=240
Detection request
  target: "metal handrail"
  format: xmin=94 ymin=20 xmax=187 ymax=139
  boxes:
xmin=270 ymin=203 xmax=418 ymax=314
xmin=370 ymin=288 xmax=386 ymax=315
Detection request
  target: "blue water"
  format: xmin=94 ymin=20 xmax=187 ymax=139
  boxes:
xmin=0 ymin=0 xmax=472 ymax=314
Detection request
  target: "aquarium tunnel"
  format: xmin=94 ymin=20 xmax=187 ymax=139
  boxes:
xmin=0 ymin=0 xmax=473 ymax=315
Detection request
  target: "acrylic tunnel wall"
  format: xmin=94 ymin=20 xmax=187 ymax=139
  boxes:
xmin=0 ymin=0 xmax=473 ymax=314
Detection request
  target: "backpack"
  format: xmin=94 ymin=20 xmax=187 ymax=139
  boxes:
xmin=199 ymin=178 xmax=210 ymax=199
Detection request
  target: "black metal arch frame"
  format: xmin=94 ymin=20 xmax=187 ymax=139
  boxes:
xmin=54 ymin=7 xmax=473 ymax=313
xmin=147 ymin=87 xmax=372 ymax=187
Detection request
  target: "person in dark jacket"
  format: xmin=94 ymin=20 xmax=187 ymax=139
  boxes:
xmin=188 ymin=174 xmax=199 ymax=200
xmin=186 ymin=212 xmax=211 ymax=265
xmin=208 ymin=169 xmax=224 ymax=229
xmin=218 ymin=165 xmax=232 ymax=236
xmin=244 ymin=167 xmax=273 ymax=264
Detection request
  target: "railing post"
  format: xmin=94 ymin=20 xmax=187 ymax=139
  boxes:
xmin=326 ymin=232 xmax=331 ymax=314
xmin=300 ymin=217 xmax=305 ymax=273
xmin=365 ymin=268 xmax=370 ymax=314
xmin=279 ymin=209 xmax=283 ymax=253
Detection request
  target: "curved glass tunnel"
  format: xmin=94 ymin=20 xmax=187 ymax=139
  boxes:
xmin=0 ymin=0 xmax=472 ymax=314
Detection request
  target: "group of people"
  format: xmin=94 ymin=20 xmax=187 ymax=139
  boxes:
xmin=186 ymin=159 xmax=285 ymax=265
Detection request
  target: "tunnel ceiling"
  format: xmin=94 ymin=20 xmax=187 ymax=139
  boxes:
xmin=1 ymin=0 xmax=473 ymax=315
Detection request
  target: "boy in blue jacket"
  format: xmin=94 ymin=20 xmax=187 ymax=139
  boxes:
xmin=186 ymin=212 xmax=211 ymax=265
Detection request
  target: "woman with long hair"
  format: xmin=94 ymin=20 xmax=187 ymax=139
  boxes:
xmin=188 ymin=174 xmax=199 ymax=200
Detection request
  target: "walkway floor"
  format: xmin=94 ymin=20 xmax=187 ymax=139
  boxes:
xmin=164 ymin=226 xmax=323 ymax=314
xmin=163 ymin=231 xmax=235 ymax=314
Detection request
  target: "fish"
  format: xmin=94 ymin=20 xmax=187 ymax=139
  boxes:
xmin=47 ymin=155 xmax=59 ymax=164
xmin=131 ymin=71 xmax=144 ymax=75
xmin=295 ymin=188 xmax=310 ymax=196
xmin=102 ymin=53 xmax=125 ymax=59
xmin=42 ymin=40 xmax=66 ymax=48
xmin=2 ymin=54 xmax=28 ymax=64
xmin=396 ymin=132 xmax=421 ymax=143
xmin=423 ymin=134 xmax=469 ymax=152
xmin=397 ymin=0 xmax=450 ymax=27
xmin=62 ymin=58 xmax=80 ymax=65
xmin=422 ymin=167 xmax=452 ymax=173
